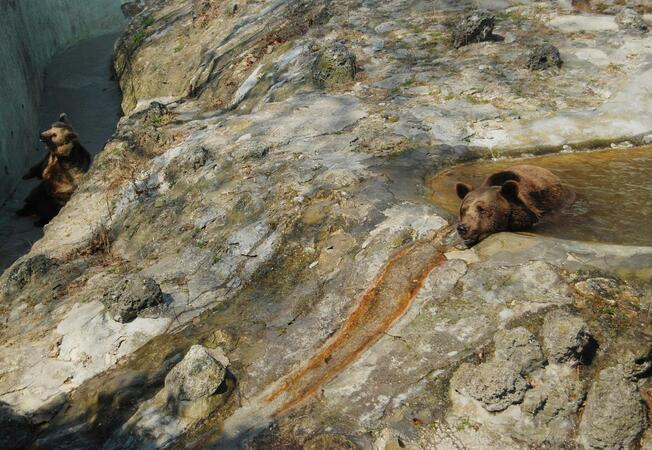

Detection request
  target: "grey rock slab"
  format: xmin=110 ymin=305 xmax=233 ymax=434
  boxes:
xmin=541 ymin=310 xmax=593 ymax=365
xmin=494 ymin=327 xmax=545 ymax=373
xmin=165 ymin=345 xmax=226 ymax=401
xmin=451 ymin=360 xmax=529 ymax=412
xmin=578 ymin=367 xmax=647 ymax=449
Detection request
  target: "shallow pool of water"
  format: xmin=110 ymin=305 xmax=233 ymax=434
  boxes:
xmin=427 ymin=146 xmax=652 ymax=246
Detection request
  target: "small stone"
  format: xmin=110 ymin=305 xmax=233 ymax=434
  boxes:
xmin=303 ymin=434 xmax=359 ymax=450
xmin=541 ymin=310 xmax=593 ymax=365
xmin=578 ymin=367 xmax=647 ymax=449
xmin=312 ymin=42 xmax=357 ymax=89
xmin=48 ymin=334 xmax=63 ymax=359
xmin=452 ymin=10 xmax=495 ymax=49
xmin=165 ymin=345 xmax=226 ymax=401
xmin=451 ymin=360 xmax=529 ymax=412
xmin=615 ymin=8 xmax=649 ymax=35
xmin=101 ymin=275 xmax=163 ymax=323
xmin=526 ymin=43 xmax=562 ymax=70
xmin=144 ymin=101 xmax=169 ymax=123
xmin=3 ymin=255 xmax=58 ymax=295
xmin=121 ymin=2 xmax=144 ymax=17
xmin=616 ymin=347 xmax=652 ymax=381
xmin=494 ymin=327 xmax=545 ymax=373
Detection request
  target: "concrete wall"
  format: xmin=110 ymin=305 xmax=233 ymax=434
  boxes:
xmin=0 ymin=0 xmax=126 ymax=205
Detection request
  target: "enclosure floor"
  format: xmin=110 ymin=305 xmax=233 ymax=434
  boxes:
xmin=0 ymin=32 xmax=122 ymax=272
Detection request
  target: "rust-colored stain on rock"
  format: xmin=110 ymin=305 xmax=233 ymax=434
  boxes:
xmin=266 ymin=237 xmax=447 ymax=415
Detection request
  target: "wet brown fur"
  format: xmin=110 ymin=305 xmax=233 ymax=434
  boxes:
xmin=455 ymin=165 xmax=565 ymax=245
xmin=17 ymin=114 xmax=91 ymax=226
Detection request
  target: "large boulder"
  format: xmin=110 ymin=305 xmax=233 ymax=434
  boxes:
xmin=578 ymin=367 xmax=647 ymax=449
xmin=101 ymin=275 xmax=163 ymax=323
xmin=165 ymin=345 xmax=226 ymax=401
xmin=494 ymin=327 xmax=545 ymax=373
xmin=450 ymin=360 xmax=529 ymax=412
xmin=452 ymin=10 xmax=495 ymax=49
xmin=541 ymin=310 xmax=593 ymax=365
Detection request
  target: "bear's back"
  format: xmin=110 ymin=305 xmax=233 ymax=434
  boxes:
xmin=483 ymin=164 xmax=564 ymax=218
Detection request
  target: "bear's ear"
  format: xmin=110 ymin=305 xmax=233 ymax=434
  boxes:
xmin=456 ymin=182 xmax=473 ymax=199
xmin=500 ymin=180 xmax=519 ymax=202
xmin=59 ymin=113 xmax=69 ymax=123
xmin=64 ymin=129 xmax=78 ymax=141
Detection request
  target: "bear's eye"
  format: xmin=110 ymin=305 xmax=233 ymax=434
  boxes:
xmin=476 ymin=206 xmax=486 ymax=215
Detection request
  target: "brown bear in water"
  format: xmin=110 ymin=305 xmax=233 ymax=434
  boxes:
xmin=455 ymin=164 xmax=566 ymax=246
xmin=16 ymin=114 xmax=91 ymax=227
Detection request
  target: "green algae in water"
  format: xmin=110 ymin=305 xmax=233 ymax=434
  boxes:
xmin=427 ymin=146 xmax=652 ymax=246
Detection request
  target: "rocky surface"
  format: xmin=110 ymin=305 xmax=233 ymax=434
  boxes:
xmin=579 ymin=367 xmax=647 ymax=449
xmin=1 ymin=0 xmax=652 ymax=448
xmin=541 ymin=309 xmax=593 ymax=365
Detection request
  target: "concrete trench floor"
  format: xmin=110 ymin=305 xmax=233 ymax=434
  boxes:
xmin=0 ymin=32 xmax=122 ymax=272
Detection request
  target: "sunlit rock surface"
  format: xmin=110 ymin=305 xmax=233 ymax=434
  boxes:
xmin=1 ymin=0 xmax=652 ymax=448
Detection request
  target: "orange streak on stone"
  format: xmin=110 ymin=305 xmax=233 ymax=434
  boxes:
xmin=265 ymin=239 xmax=446 ymax=416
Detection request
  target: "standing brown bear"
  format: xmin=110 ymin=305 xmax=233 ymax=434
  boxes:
xmin=16 ymin=114 xmax=91 ymax=227
xmin=455 ymin=164 xmax=566 ymax=246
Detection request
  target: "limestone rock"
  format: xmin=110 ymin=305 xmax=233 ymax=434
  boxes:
xmin=494 ymin=327 xmax=545 ymax=373
xmin=165 ymin=345 xmax=226 ymax=401
xmin=523 ymin=369 xmax=585 ymax=422
xmin=452 ymin=10 xmax=495 ymax=49
xmin=312 ymin=42 xmax=357 ymax=89
xmin=101 ymin=275 xmax=163 ymax=323
xmin=451 ymin=360 xmax=529 ymax=412
xmin=615 ymin=8 xmax=648 ymax=35
xmin=303 ymin=434 xmax=359 ymax=450
xmin=526 ymin=43 xmax=562 ymax=70
xmin=3 ymin=255 xmax=58 ymax=295
xmin=578 ymin=367 xmax=647 ymax=449
xmin=616 ymin=347 xmax=652 ymax=381
xmin=541 ymin=310 xmax=593 ymax=365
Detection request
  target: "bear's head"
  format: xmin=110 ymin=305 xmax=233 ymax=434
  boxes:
xmin=455 ymin=180 xmax=520 ymax=246
xmin=40 ymin=114 xmax=79 ymax=157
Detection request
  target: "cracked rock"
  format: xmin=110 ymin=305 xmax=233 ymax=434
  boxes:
xmin=451 ymin=360 xmax=529 ymax=412
xmin=541 ymin=310 xmax=593 ymax=365
xmin=615 ymin=8 xmax=649 ymax=35
xmin=578 ymin=367 xmax=647 ymax=450
xmin=312 ymin=42 xmax=357 ymax=89
xmin=101 ymin=275 xmax=163 ymax=323
xmin=526 ymin=43 xmax=562 ymax=71
xmin=165 ymin=345 xmax=226 ymax=401
xmin=3 ymin=255 xmax=58 ymax=294
xmin=494 ymin=327 xmax=545 ymax=373
xmin=452 ymin=10 xmax=495 ymax=49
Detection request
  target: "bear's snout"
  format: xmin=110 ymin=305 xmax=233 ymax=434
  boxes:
xmin=40 ymin=132 xmax=52 ymax=143
xmin=457 ymin=223 xmax=469 ymax=236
